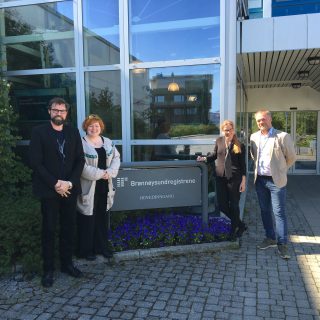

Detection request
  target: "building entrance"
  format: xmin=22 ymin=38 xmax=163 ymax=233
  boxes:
xmin=291 ymin=111 xmax=318 ymax=174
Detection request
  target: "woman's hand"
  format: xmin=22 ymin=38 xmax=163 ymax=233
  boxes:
xmin=197 ymin=156 xmax=207 ymax=162
xmin=101 ymin=171 xmax=109 ymax=180
xmin=239 ymin=176 xmax=246 ymax=193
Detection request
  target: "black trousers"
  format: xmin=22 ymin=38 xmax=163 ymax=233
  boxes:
xmin=40 ymin=192 xmax=77 ymax=272
xmin=215 ymin=176 xmax=243 ymax=232
xmin=77 ymin=192 xmax=109 ymax=257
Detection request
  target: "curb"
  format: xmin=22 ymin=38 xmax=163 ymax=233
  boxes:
xmin=113 ymin=240 xmax=240 ymax=262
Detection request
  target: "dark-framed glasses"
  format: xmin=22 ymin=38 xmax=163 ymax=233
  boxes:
xmin=51 ymin=108 xmax=67 ymax=114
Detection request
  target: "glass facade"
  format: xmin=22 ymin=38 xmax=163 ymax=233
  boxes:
xmin=129 ymin=0 xmax=220 ymax=62
xmin=131 ymin=64 xmax=220 ymax=140
xmin=0 ymin=0 xmax=222 ymax=162
xmin=8 ymin=73 xmax=77 ymax=140
xmin=82 ymin=0 xmax=120 ymax=66
xmin=84 ymin=70 xmax=122 ymax=139
xmin=1 ymin=2 xmax=75 ymax=70
xmin=272 ymin=0 xmax=320 ymax=17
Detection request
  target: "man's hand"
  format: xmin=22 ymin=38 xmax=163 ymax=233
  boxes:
xmin=55 ymin=180 xmax=71 ymax=197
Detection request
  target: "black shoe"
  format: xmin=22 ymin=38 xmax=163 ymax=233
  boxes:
xmin=61 ymin=264 xmax=83 ymax=278
xmin=85 ymin=255 xmax=97 ymax=261
xmin=101 ymin=250 xmax=113 ymax=259
xmin=41 ymin=271 xmax=53 ymax=288
xmin=228 ymin=233 xmax=237 ymax=242
xmin=237 ymin=223 xmax=248 ymax=237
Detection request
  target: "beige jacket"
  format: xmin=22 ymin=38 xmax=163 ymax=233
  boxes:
xmin=250 ymin=128 xmax=296 ymax=188
xmin=77 ymin=136 xmax=120 ymax=215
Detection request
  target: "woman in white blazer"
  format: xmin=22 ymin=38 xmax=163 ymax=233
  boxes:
xmin=77 ymin=114 xmax=120 ymax=260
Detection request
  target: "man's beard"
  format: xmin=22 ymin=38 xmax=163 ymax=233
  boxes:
xmin=51 ymin=116 xmax=66 ymax=126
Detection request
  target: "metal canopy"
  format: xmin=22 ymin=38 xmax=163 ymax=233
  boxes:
xmin=240 ymin=48 xmax=320 ymax=91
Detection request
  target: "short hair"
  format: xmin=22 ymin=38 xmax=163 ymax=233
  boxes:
xmin=82 ymin=114 xmax=105 ymax=132
xmin=48 ymin=97 xmax=70 ymax=111
xmin=255 ymin=109 xmax=271 ymax=119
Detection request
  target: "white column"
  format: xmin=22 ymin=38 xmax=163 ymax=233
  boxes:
xmin=221 ymin=0 xmax=237 ymax=125
xmin=263 ymin=0 xmax=272 ymax=18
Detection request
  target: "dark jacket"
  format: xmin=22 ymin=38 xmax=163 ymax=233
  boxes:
xmin=207 ymin=136 xmax=246 ymax=179
xmin=29 ymin=123 xmax=85 ymax=198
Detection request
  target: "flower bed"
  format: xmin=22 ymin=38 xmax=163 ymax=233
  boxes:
xmin=109 ymin=213 xmax=231 ymax=252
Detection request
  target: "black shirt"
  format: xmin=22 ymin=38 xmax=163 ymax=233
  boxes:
xmin=95 ymin=147 xmax=109 ymax=194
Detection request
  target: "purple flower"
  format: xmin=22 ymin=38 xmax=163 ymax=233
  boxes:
xmin=109 ymin=211 xmax=231 ymax=251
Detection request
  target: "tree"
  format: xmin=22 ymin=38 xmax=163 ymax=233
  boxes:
xmin=0 ymin=66 xmax=41 ymax=274
xmin=0 ymin=66 xmax=31 ymax=195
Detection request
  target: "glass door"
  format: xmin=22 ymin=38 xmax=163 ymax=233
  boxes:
xmin=292 ymin=111 xmax=317 ymax=174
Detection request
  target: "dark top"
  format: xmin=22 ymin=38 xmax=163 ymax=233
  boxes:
xmin=55 ymin=129 xmax=66 ymax=179
xmin=207 ymin=136 xmax=246 ymax=179
xmin=95 ymin=146 xmax=109 ymax=194
xmin=29 ymin=123 xmax=85 ymax=198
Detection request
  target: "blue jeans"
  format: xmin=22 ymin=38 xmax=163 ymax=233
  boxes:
xmin=255 ymin=176 xmax=288 ymax=244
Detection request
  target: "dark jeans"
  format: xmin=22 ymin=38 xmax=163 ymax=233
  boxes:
xmin=41 ymin=192 xmax=77 ymax=272
xmin=255 ymin=175 xmax=288 ymax=244
xmin=78 ymin=192 xmax=109 ymax=257
xmin=216 ymin=176 xmax=243 ymax=232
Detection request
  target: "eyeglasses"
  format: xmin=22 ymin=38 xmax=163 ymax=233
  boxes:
xmin=51 ymin=109 xmax=67 ymax=114
xmin=223 ymin=129 xmax=233 ymax=133
xmin=88 ymin=114 xmax=101 ymax=119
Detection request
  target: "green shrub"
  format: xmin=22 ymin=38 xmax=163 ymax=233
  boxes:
xmin=0 ymin=190 xmax=42 ymax=274
xmin=0 ymin=65 xmax=41 ymax=275
xmin=170 ymin=124 xmax=218 ymax=137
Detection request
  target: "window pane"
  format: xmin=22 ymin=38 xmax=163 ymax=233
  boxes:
xmin=82 ymin=0 xmax=120 ymax=66
xmin=132 ymin=144 xmax=214 ymax=161
xmin=1 ymin=2 xmax=74 ymax=71
xmin=8 ymin=73 xmax=76 ymax=140
xmin=129 ymin=0 xmax=220 ymax=62
xmin=85 ymin=71 xmax=122 ymax=139
xmin=131 ymin=65 xmax=220 ymax=139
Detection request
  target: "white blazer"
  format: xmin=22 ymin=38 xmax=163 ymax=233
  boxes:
xmin=250 ymin=129 xmax=296 ymax=188
xmin=77 ymin=136 xmax=120 ymax=215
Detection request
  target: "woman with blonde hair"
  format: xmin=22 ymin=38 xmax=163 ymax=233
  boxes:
xmin=77 ymin=114 xmax=120 ymax=260
xmin=197 ymin=120 xmax=247 ymax=239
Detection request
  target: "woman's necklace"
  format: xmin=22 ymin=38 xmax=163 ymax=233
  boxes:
xmin=225 ymin=137 xmax=232 ymax=149
xmin=86 ymin=135 xmax=102 ymax=147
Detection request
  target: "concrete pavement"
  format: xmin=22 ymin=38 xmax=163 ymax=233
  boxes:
xmin=0 ymin=175 xmax=320 ymax=319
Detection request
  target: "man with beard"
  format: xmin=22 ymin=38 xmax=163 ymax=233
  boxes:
xmin=29 ymin=97 xmax=85 ymax=287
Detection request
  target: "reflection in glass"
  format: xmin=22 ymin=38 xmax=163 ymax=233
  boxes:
xmin=1 ymin=2 xmax=74 ymax=71
xmin=129 ymin=0 xmax=220 ymax=62
xmin=131 ymin=65 xmax=220 ymax=139
xmin=295 ymin=111 xmax=317 ymax=171
xmin=8 ymin=73 xmax=76 ymax=140
xmin=82 ymin=0 xmax=120 ymax=66
xmin=85 ymin=71 xmax=122 ymax=139
xmin=133 ymin=144 xmax=214 ymax=162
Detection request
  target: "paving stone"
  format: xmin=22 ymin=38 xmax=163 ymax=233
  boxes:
xmin=1 ymin=177 xmax=320 ymax=320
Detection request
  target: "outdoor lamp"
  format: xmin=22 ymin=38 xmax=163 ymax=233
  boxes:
xmin=291 ymin=83 xmax=302 ymax=89
xmin=307 ymin=56 xmax=320 ymax=65
xmin=298 ymin=70 xmax=309 ymax=79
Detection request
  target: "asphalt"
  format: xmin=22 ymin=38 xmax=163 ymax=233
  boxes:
xmin=0 ymin=175 xmax=320 ymax=320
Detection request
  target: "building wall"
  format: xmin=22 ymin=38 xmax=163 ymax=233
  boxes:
xmin=0 ymin=0 xmax=237 ymax=162
xmin=247 ymin=87 xmax=320 ymax=112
